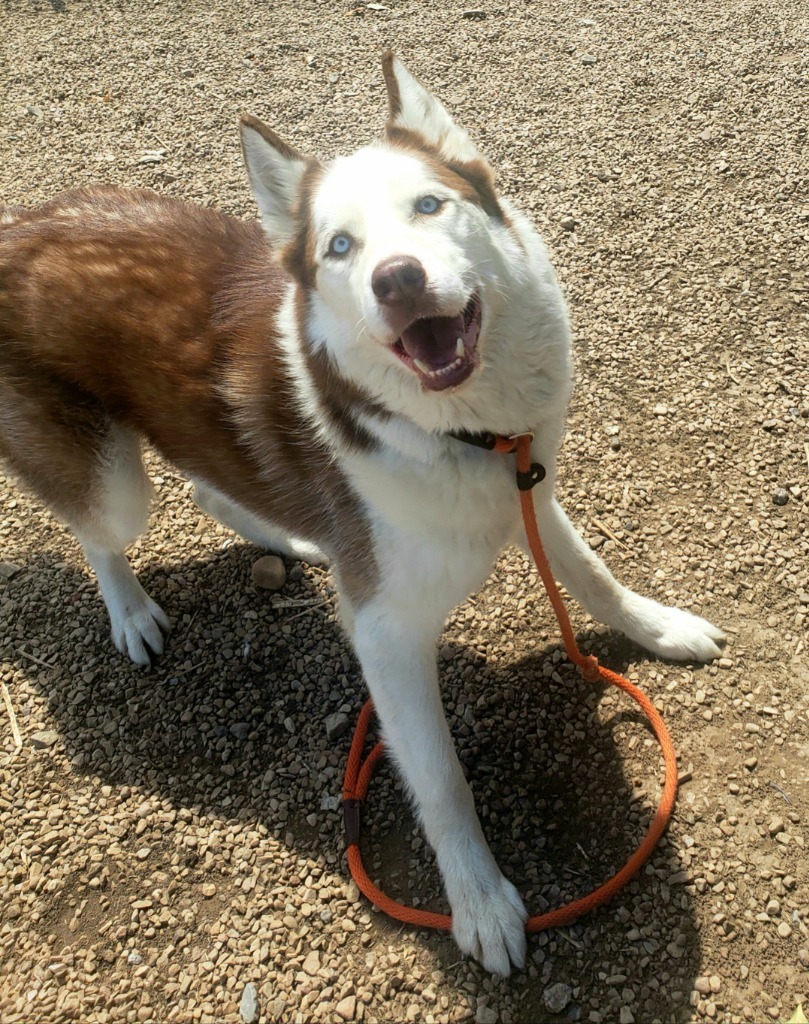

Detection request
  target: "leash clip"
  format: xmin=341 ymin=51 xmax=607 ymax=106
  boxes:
xmin=516 ymin=462 xmax=546 ymax=491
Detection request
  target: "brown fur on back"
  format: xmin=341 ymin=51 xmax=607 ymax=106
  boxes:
xmin=0 ymin=188 xmax=377 ymax=601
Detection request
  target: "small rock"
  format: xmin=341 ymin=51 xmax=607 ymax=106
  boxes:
xmin=265 ymin=998 xmax=286 ymax=1019
xmin=766 ymin=898 xmax=780 ymax=916
xmin=777 ymin=922 xmax=792 ymax=938
xmin=440 ymin=643 xmax=454 ymax=662
xmin=619 ymin=1009 xmax=635 ymax=1024
xmin=320 ymin=791 xmax=340 ymax=811
xmin=240 ymin=983 xmax=259 ymax=1024
xmin=543 ymin=983 xmax=572 ymax=1014
xmin=771 ymin=488 xmax=790 ymax=506
xmin=652 ymin=403 xmax=669 ymax=416
xmin=560 ymin=215 xmax=577 ymax=231
xmin=229 ymin=722 xmax=251 ymax=741
xmin=25 ymin=105 xmax=44 ymax=118
xmin=695 ymin=977 xmax=712 ymax=995
xmin=0 ymin=562 xmax=22 ymax=580
xmin=461 ymin=8 xmax=487 ymax=18
xmin=201 ymin=883 xmax=217 ymax=898
xmin=251 ymin=555 xmax=286 ymax=590
xmin=325 ymin=711 xmax=350 ymax=741
xmin=768 ymin=817 xmax=785 ymax=837
xmin=475 ymin=1006 xmax=498 ymax=1024
xmin=302 ymin=949 xmax=320 ymax=977
xmin=127 ymin=950 xmax=142 ymax=965
xmin=581 ymin=54 xmax=598 ymax=65
xmin=335 ymin=995 xmax=357 ymax=1020
xmin=30 ymin=730 xmax=59 ymax=749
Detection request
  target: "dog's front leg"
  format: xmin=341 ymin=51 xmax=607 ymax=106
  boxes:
xmin=351 ymin=600 xmax=527 ymax=975
xmin=520 ymin=489 xmax=725 ymax=661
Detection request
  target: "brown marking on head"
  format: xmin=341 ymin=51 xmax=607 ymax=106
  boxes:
xmin=381 ymin=50 xmax=402 ymax=119
xmin=280 ymin=160 xmax=323 ymax=289
xmin=239 ymin=113 xmax=307 ymax=165
xmin=385 ymin=124 xmax=504 ymax=222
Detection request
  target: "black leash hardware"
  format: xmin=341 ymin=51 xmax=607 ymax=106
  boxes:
xmin=447 ymin=430 xmax=498 ymax=451
xmin=516 ymin=462 xmax=546 ymax=491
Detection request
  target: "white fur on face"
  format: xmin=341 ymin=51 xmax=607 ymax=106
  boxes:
xmin=302 ymin=145 xmax=572 ymax=436
xmin=310 ymin=145 xmax=489 ymax=339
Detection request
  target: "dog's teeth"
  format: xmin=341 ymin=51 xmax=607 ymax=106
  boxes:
xmin=414 ymin=358 xmax=431 ymax=375
xmin=456 ymin=338 xmax=464 ymax=357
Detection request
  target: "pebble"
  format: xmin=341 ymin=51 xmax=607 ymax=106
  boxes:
xmin=543 ymin=982 xmax=572 ymax=1013
xmin=771 ymin=488 xmax=790 ymax=506
xmin=581 ymin=53 xmax=598 ymax=65
xmin=560 ymin=215 xmax=577 ymax=231
xmin=619 ymin=1008 xmax=635 ymax=1024
xmin=302 ymin=949 xmax=320 ymax=977
xmin=475 ymin=1006 xmax=498 ymax=1024
xmin=251 ymin=555 xmax=286 ymax=590
xmin=30 ymin=730 xmax=60 ymax=749
xmin=768 ymin=817 xmax=785 ymax=837
xmin=653 ymin=403 xmax=669 ymax=416
xmin=229 ymin=722 xmax=251 ymax=740
xmin=0 ymin=561 xmax=22 ymax=579
xmin=325 ymin=711 xmax=350 ymax=741
xmin=335 ymin=994 xmax=357 ymax=1020
xmin=239 ymin=982 xmax=259 ymax=1023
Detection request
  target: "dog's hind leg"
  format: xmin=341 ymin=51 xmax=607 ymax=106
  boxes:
xmin=0 ymin=375 xmax=170 ymax=664
xmin=192 ymin=481 xmax=327 ymax=564
xmin=75 ymin=426 xmax=171 ymax=665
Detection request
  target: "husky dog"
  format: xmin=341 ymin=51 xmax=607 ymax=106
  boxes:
xmin=0 ymin=54 xmax=723 ymax=973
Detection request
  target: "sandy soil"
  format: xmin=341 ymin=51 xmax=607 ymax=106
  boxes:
xmin=1 ymin=2 xmax=807 ymax=1022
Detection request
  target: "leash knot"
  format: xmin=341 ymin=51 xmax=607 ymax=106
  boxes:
xmin=577 ymin=655 xmax=602 ymax=683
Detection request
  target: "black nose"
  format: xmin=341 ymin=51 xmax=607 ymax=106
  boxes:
xmin=371 ymin=256 xmax=427 ymax=305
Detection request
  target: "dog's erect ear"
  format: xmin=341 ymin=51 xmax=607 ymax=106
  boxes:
xmin=240 ymin=114 xmax=310 ymax=242
xmin=381 ymin=52 xmax=482 ymax=164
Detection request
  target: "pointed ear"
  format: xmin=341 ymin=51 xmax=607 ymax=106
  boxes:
xmin=240 ymin=114 xmax=311 ymax=243
xmin=381 ymin=51 xmax=483 ymax=164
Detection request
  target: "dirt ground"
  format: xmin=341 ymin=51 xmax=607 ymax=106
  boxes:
xmin=1 ymin=1 xmax=807 ymax=1022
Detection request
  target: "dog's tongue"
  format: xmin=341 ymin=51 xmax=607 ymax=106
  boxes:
xmin=400 ymin=313 xmax=465 ymax=368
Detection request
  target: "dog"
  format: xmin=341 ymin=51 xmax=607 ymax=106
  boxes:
xmin=0 ymin=53 xmax=724 ymax=974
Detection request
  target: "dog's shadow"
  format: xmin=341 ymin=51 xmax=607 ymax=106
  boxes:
xmin=4 ymin=544 xmax=699 ymax=1021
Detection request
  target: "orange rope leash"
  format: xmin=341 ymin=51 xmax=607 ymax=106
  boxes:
xmin=342 ymin=434 xmax=678 ymax=934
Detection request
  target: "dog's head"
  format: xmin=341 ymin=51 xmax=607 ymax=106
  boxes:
xmin=241 ymin=54 xmax=553 ymax=430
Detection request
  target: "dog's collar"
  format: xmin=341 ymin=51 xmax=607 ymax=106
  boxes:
xmin=448 ymin=430 xmax=546 ymax=490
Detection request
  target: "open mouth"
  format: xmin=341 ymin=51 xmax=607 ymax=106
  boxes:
xmin=391 ymin=293 xmax=482 ymax=392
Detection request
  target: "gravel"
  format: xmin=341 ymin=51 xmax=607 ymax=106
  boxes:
xmin=1 ymin=2 xmax=807 ymax=1023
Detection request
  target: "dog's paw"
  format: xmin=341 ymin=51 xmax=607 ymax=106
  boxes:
xmin=110 ymin=598 xmax=171 ymax=666
xmin=449 ymin=869 xmax=528 ymax=976
xmin=626 ymin=597 xmax=725 ymax=662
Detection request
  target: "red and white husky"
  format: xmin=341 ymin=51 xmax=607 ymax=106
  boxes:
xmin=0 ymin=55 xmax=724 ymax=973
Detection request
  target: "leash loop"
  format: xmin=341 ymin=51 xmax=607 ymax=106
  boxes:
xmin=342 ymin=431 xmax=679 ymax=937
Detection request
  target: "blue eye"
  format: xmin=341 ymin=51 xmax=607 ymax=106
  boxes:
xmin=329 ymin=233 xmax=352 ymax=256
xmin=416 ymin=195 xmax=442 ymax=215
